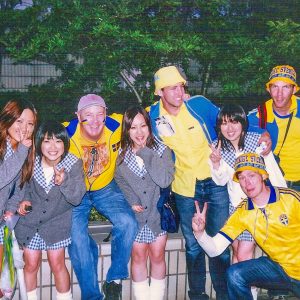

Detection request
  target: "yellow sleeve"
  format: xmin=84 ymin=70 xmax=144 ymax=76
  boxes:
xmin=219 ymin=208 xmax=247 ymax=242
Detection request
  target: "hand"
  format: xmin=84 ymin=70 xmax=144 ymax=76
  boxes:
xmin=132 ymin=205 xmax=144 ymax=213
xmin=209 ymin=143 xmax=222 ymax=169
xmin=192 ymin=201 xmax=208 ymax=236
xmin=17 ymin=200 xmax=32 ymax=216
xmin=19 ymin=129 xmax=32 ymax=148
xmin=3 ymin=211 xmax=14 ymax=221
xmin=258 ymin=132 xmax=272 ymax=155
xmin=54 ymin=166 xmax=65 ymax=185
xmin=183 ymin=93 xmax=190 ymax=101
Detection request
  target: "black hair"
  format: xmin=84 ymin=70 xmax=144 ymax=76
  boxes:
xmin=35 ymin=120 xmax=70 ymax=160
xmin=216 ymin=104 xmax=248 ymax=151
xmin=119 ymin=106 xmax=157 ymax=163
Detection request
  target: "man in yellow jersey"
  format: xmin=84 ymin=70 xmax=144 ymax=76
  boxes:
xmin=63 ymin=94 xmax=138 ymax=300
xmin=248 ymin=65 xmax=300 ymax=191
xmin=192 ymin=152 xmax=300 ymax=300
xmin=149 ymin=66 xmax=231 ymax=300
xmin=248 ymin=65 xmax=300 ymax=300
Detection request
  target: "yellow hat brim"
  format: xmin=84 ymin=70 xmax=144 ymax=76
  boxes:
xmin=233 ymin=166 xmax=269 ymax=182
xmin=266 ymin=77 xmax=300 ymax=92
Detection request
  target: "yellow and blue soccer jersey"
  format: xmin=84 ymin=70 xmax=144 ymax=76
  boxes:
xmin=248 ymin=95 xmax=300 ymax=181
xmin=158 ymin=103 xmax=211 ymax=197
xmin=63 ymin=113 xmax=123 ymax=191
xmin=220 ymin=185 xmax=300 ymax=280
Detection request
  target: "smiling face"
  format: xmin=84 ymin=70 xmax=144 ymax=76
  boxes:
xmin=77 ymin=105 xmax=106 ymax=141
xmin=41 ymin=134 xmax=65 ymax=166
xmin=268 ymin=80 xmax=296 ymax=115
xmin=129 ymin=113 xmax=150 ymax=151
xmin=220 ymin=117 xmax=243 ymax=149
xmin=158 ymin=83 xmax=185 ymax=115
xmin=7 ymin=108 xmax=35 ymax=148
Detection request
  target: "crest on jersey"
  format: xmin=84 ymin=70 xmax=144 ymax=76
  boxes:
xmin=279 ymin=214 xmax=288 ymax=226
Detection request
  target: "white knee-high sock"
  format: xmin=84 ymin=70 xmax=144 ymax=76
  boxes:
xmin=132 ymin=279 xmax=150 ymax=300
xmin=56 ymin=289 xmax=72 ymax=300
xmin=27 ymin=289 xmax=38 ymax=300
xmin=149 ymin=277 xmax=165 ymax=300
xmin=251 ymin=286 xmax=258 ymax=300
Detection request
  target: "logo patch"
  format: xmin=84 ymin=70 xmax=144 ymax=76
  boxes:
xmin=279 ymin=214 xmax=289 ymax=226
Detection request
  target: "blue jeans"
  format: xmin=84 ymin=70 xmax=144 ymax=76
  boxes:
xmin=68 ymin=180 xmax=138 ymax=300
xmin=174 ymin=178 xmax=230 ymax=300
xmin=227 ymin=256 xmax=300 ymax=299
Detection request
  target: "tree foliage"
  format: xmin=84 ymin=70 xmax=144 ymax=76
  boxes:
xmin=1 ymin=0 xmax=300 ymax=117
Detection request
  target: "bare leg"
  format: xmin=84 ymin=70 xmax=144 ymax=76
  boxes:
xmin=148 ymin=234 xmax=167 ymax=279
xmin=131 ymin=241 xmax=149 ymax=282
xmin=23 ymin=248 xmax=42 ymax=291
xmin=47 ymin=248 xmax=70 ymax=292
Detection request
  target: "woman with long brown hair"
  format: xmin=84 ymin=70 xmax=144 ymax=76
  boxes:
xmin=0 ymin=99 xmax=37 ymax=295
xmin=115 ymin=106 xmax=174 ymax=300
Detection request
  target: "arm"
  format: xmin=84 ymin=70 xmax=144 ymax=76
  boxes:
xmin=208 ymin=143 xmax=230 ymax=186
xmin=59 ymin=159 xmax=86 ymax=206
xmin=0 ymin=144 xmax=29 ymax=189
xmin=137 ymin=146 xmax=174 ymax=188
xmin=208 ymin=159 xmax=231 ymax=186
xmin=5 ymin=176 xmax=26 ymax=213
xmin=192 ymin=200 xmax=232 ymax=257
xmin=114 ymin=164 xmax=141 ymax=207
xmin=194 ymin=231 xmax=231 ymax=257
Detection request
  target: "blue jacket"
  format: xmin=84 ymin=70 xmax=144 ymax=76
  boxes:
xmin=149 ymin=95 xmax=220 ymax=144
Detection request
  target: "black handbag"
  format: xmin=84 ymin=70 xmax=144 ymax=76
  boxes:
xmin=157 ymin=186 xmax=180 ymax=233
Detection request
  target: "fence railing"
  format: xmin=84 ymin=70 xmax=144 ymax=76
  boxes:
xmin=11 ymin=222 xmax=271 ymax=300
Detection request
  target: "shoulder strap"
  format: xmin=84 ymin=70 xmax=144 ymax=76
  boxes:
xmin=258 ymin=102 xmax=267 ymax=129
xmin=276 ymin=113 xmax=293 ymax=157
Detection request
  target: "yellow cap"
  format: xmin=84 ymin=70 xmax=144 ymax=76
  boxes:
xmin=154 ymin=66 xmax=186 ymax=95
xmin=233 ymin=153 xmax=268 ymax=182
xmin=266 ymin=65 xmax=299 ymax=92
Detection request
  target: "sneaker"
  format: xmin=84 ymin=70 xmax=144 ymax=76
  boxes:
xmin=102 ymin=281 xmax=122 ymax=300
xmin=270 ymin=296 xmax=287 ymax=300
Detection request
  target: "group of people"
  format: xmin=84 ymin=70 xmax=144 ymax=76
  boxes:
xmin=0 ymin=63 xmax=299 ymax=300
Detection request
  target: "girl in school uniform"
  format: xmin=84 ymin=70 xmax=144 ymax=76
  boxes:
xmin=15 ymin=120 xmax=86 ymax=300
xmin=0 ymin=99 xmax=37 ymax=296
xmin=115 ymin=107 xmax=174 ymax=300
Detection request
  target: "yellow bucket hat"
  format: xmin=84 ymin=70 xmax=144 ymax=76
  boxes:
xmin=154 ymin=66 xmax=186 ymax=95
xmin=233 ymin=153 xmax=268 ymax=182
xmin=266 ymin=65 xmax=299 ymax=92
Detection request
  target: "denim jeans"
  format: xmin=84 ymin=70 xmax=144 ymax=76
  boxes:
xmin=227 ymin=256 xmax=300 ymax=300
xmin=68 ymin=180 xmax=138 ymax=300
xmin=174 ymin=178 xmax=230 ymax=300
xmin=286 ymin=181 xmax=300 ymax=192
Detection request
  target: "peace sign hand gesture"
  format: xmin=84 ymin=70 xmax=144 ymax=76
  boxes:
xmin=19 ymin=129 xmax=32 ymax=148
xmin=192 ymin=201 xmax=208 ymax=237
xmin=54 ymin=166 xmax=65 ymax=185
xmin=209 ymin=142 xmax=222 ymax=170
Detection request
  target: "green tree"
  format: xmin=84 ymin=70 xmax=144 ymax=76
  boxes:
xmin=1 ymin=0 xmax=300 ymax=117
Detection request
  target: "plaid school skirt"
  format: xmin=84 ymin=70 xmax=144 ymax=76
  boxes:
xmin=229 ymin=202 xmax=253 ymax=242
xmin=26 ymin=233 xmax=71 ymax=250
xmin=0 ymin=225 xmax=4 ymax=244
xmin=135 ymin=224 xmax=166 ymax=244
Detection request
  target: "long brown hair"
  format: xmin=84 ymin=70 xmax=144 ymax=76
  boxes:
xmin=119 ymin=106 xmax=157 ymax=163
xmin=0 ymin=99 xmax=37 ymax=187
